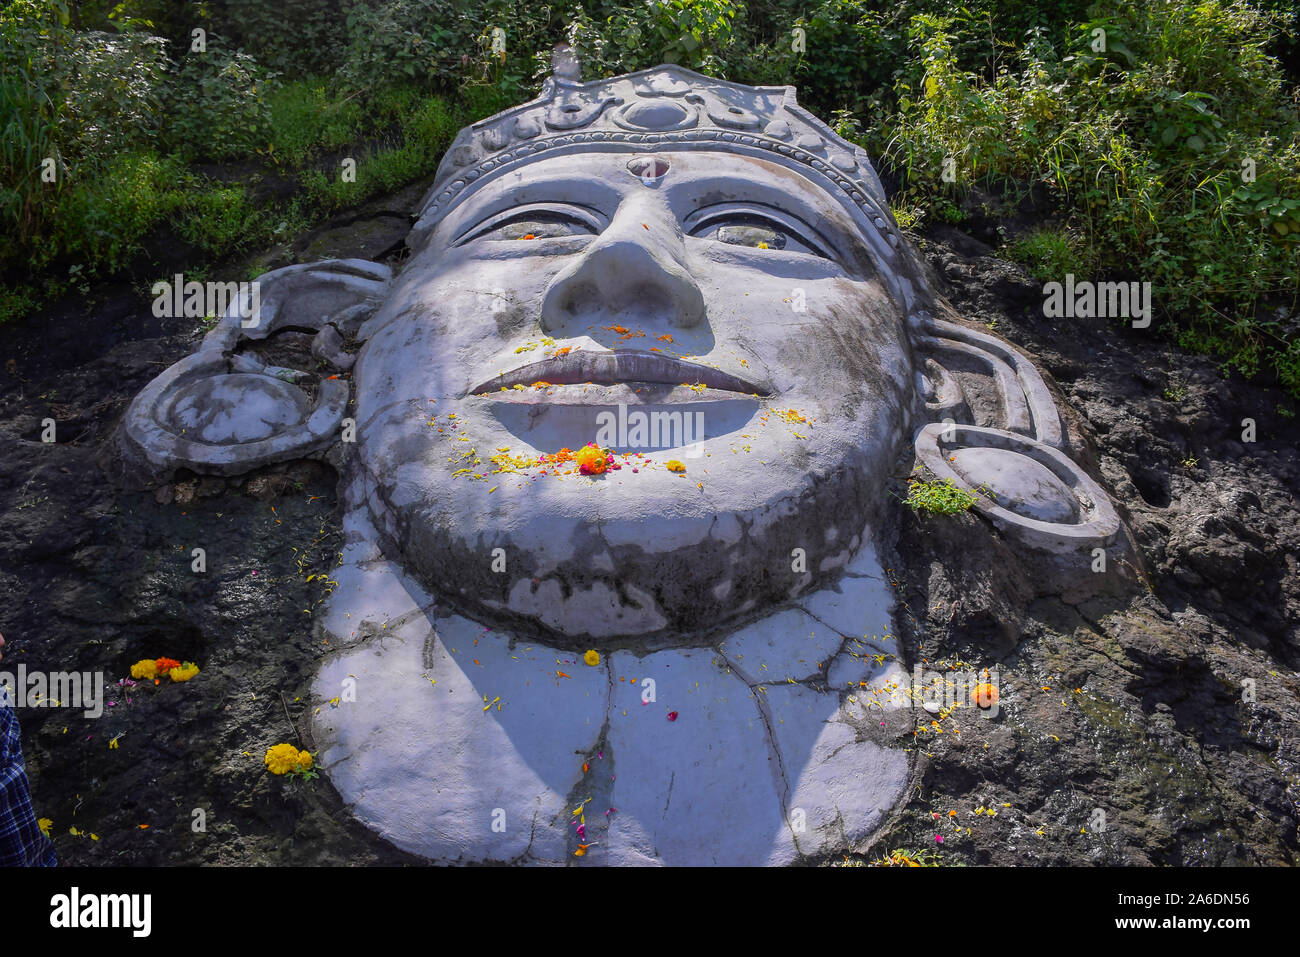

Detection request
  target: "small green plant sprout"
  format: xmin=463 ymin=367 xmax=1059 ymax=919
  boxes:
xmin=1163 ymin=382 xmax=1187 ymax=401
xmin=1181 ymin=454 xmax=1199 ymax=469
xmin=890 ymin=203 xmax=923 ymax=231
xmin=904 ymin=476 xmax=980 ymax=515
xmin=868 ymin=846 xmax=944 ymax=867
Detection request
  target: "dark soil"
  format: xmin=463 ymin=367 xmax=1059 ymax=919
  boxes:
xmin=0 ymin=192 xmax=425 ymax=866
xmin=2 ymin=183 xmax=1296 ymax=866
xmin=864 ymin=209 xmax=1300 ymax=866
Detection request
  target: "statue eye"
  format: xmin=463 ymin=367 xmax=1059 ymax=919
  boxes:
xmin=714 ymin=223 xmax=788 ymax=250
xmin=688 ymin=209 xmax=831 ymax=260
xmin=489 ymin=216 xmax=592 ymax=240
xmin=458 ymin=206 xmax=601 ymax=245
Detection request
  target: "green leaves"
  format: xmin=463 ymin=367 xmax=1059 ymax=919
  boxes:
xmin=885 ymin=0 xmax=1300 ymax=398
xmin=163 ymin=39 xmax=278 ymax=162
xmin=641 ymin=0 xmax=738 ymax=72
xmin=904 ymin=477 xmax=981 ymax=516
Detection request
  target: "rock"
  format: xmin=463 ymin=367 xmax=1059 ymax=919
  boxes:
xmin=246 ymin=474 xmax=290 ymax=500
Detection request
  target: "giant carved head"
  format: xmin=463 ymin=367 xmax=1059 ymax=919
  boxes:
xmin=111 ymin=59 xmax=1121 ymax=646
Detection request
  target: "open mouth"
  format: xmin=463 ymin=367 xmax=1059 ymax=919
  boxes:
xmin=467 ymin=349 xmax=767 ymax=396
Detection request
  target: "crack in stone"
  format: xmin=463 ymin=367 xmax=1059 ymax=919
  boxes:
xmin=803 ymin=610 xmax=897 ymax=658
xmin=740 ymin=675 xmax=801 ymax=850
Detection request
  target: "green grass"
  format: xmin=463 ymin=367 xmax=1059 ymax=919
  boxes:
xmin=300 ymin=94 xmax=462 ymax=213
xmin=33 ymin=151 xmax=187 ymax=275
xmin=1004 ymin=227 xmax=1091 ymax=283
xmin=904 ymin=477 xmax=981 ymax=515
xmin=0 ymin=80 xmax=463 ymax=325
xmin=267 ymin=79 xmax=368 ymax=167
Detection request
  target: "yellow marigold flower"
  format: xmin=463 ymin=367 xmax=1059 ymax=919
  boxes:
xmin=665 ymin=460 xmax=686 ymax=473
xmin=265 ymin=743 xmax=307 ymax=776
xmin=575 ymin=444 xmax=607 ymax=474
xmin=130 ymin=659 xmax=157 ymax=680
xmin=583 ymin=650 xmax=600 ymax=667
xmin=296 ymin=750 xmax=314 ymax=772
xmin=38 ymin=818 xmax=53 ymax=838
xmin=169 ymin=662 xmax=200 ymax=683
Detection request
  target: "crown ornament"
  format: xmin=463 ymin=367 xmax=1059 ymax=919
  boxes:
xmin=410 ymin=45 xmax=899 ymax=255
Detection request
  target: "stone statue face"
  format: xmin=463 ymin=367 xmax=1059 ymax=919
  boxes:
xmin=111 ymin=62 xmax=1127 ymax=866
xmin=351 ymin=148 xmax=918 ymax=642
xmin=113 ymin=63 xmax=1121 ymax=649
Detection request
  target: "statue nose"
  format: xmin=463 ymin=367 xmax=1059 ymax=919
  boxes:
xmin=540 ymin=203 xmax=706 ymax=333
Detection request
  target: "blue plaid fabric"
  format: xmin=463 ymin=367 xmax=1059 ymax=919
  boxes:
xmin=0 ymin=690 xmax=56 ymax=867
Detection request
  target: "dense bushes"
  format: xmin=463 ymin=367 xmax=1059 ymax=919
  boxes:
xmin=337 ymin=0 xmax=468 ymax=90
xmin=221 ymin=0 xmax=352 ymax=77
xmin=164 ymin=37 xmax=279 ymax=160
xmin=882 ymin=0 xmax=1300 ymax=391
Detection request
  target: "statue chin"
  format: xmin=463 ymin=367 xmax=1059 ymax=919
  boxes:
xmin=370 ymin=448 xmax=881 ymax=646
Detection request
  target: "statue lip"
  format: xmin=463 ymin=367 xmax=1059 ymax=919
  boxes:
xmin=466 ymin=349 xmax=768 ymax=396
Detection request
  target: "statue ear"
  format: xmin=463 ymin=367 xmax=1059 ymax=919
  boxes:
xmin=912 ymin=311 xmax=1120 ymax=552
xmin=108 ymin=259 xmax=391 ymax=487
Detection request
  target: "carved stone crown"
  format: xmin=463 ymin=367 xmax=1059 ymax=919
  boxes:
xmin=410 ymin=54 xmax=899 ymax=255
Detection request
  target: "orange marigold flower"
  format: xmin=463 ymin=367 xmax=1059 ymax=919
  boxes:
xmin=154 ymin=657 xmax=182 ymax=673
xmin=974 ymin=683 xmax=999 ymax=709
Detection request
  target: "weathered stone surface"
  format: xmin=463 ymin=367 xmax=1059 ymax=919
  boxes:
xmin=720 ymin=608 xmax=843 ymax=684
xmin=763 ymin=682 xmax=908 ymax=858
xmin=313 ymin=611 xmax=607 ymax=863
xmin=310 ymin=547 xmax=910 ymax=865
xmin=798 ymin=550 xmax=897 ymax=643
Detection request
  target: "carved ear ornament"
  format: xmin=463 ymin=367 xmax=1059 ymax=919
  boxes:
xmin=912 ymin=317 xmax=1119 ymax=551
xmin=114 ymin=260 xmax=391 ymax=484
